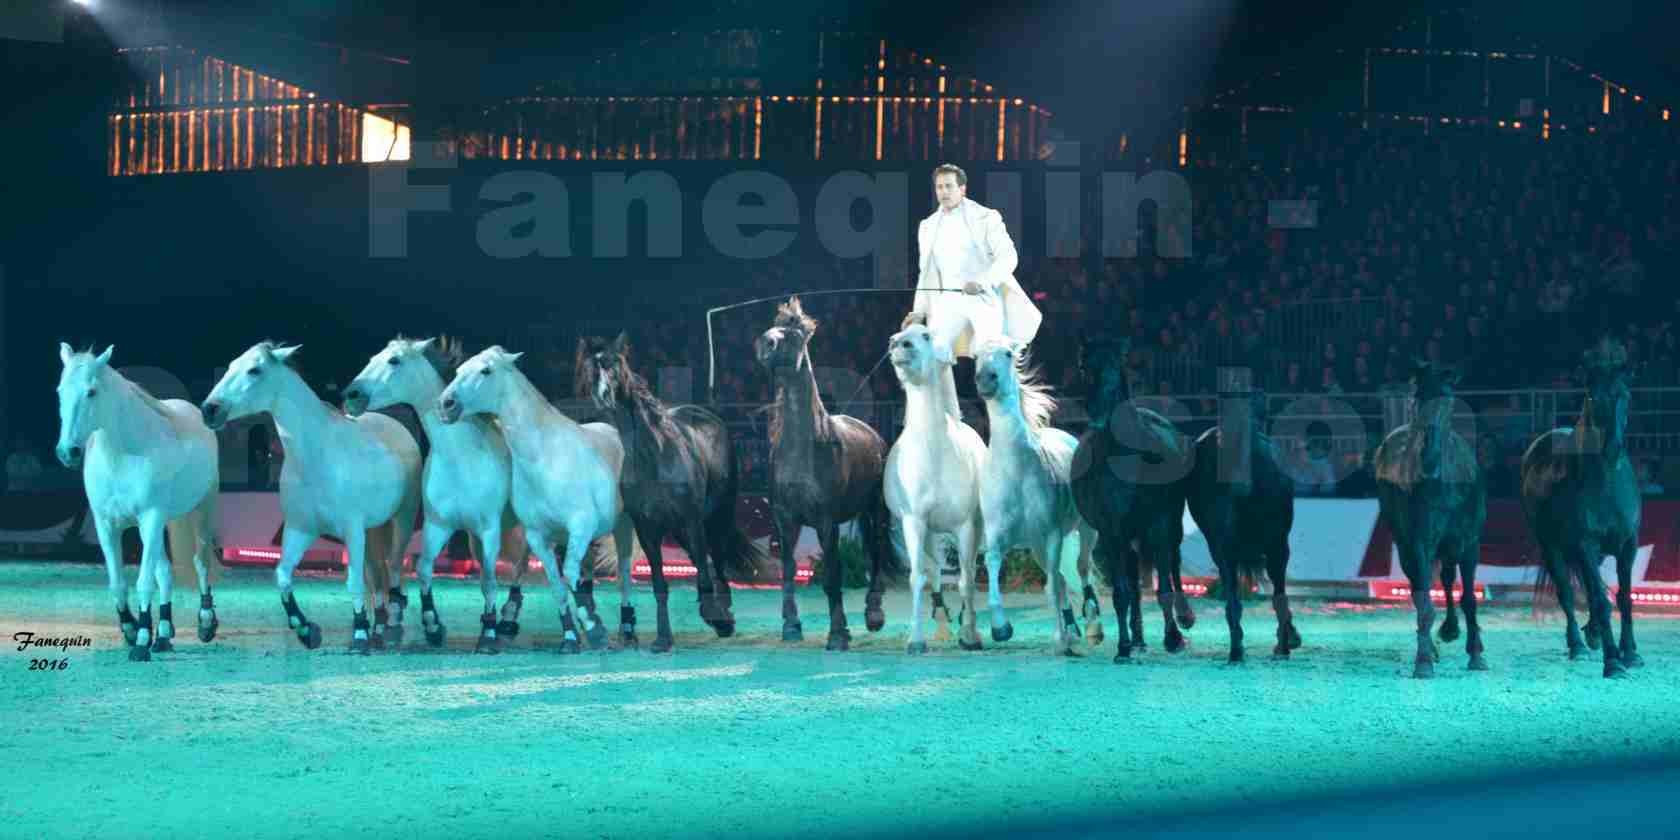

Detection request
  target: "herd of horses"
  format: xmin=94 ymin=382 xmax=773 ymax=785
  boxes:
xmin=52 ymin=297 xmax=1645 ymax=679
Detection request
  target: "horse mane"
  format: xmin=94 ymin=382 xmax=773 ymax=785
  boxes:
xmin=773 ymin=296 xmax=818 ymax=333
xmin=1011 ymin=347 xmax=1057 ymax=431
xmin=576 ymin=336 xmax=683 ymax=451
xmin=417 ymin=335 xmax=465 ymax=382
xmin=253 ymin=340 xmax=344 ymax=416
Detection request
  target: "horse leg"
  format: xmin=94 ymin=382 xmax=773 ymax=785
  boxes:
xmin=563 ymin=528 xmax=607 ymax=650
xmin=1438 ymin=554 xmax=1461 ymax=643
xmin=277 ymin=525 xmax=323 ymax=649
xmin=343 ymin=526 xmax=373 ymax=655
xmin=1460 ymin=550 xmax=1488 ymax=672
xmin=637 ymin=522 xmax=674 ymax=653
xmin=930 ymin=536 xmax=954 ymax=643
xmin=1101 ymin=539 xmax=1133 ymax=663
xmin=983 ymin=535 xmax=1013 ymax=643
xmin=1266 ymin=541 xmax=1297 ymax=659
xmin=1546 ymin=547 xmax=1588 ymax=659
xmin=1077 ymin=523 xmax=1103 ymax=646
xmin=1576 ymin=543 xmax=1625 ymax=679
xmin=1171 ymin=548 xmax=1196 ymax=629
xmin=1581 ymin=565 xmax=1603 ymax=651
xmin=774 ymin=509 xmax=803 ymax=642
xmin=1212 ymin=538 xmax=1247 ymax=665
xmin=1615 ymin=538 xmax=1642 ymax=668
xmin=413 ymin=520 xmax=452 ymax=649
xmin=862 ymin=498 xmax=888 ymax=633
xmin=95 ymin=518 xmax=137 ymax=646
xmin=955 ymin=519 xmax=983 ymax=651
xmin=818 ymin=520 xmax=850 ymax=651
xmin=385 ymin=492 xmax=420 ymax=646
xmin=685 ymin=520 xmax=730 ymax=638
xmin=902 ymin=516 xmax=932 ymax=654
xmin=1399 ymin=541 xmax=1436 ymax=678
xmin=1045 ymin=533 xmax=1079 ymax=657
xmin=1128 ymin=546 xmax=1148 ymax=651
xmin=467 ymin=527 xmax=501 ymax=654
xmin=1150 ymin=542 xmax=1188 ymax=654
xmin=612 ymin=513 xmax=638 ymax=649
xmin=497 ymin=525 xmax=530 ymax=641
xmin=188 ymin=492 xmax=221 ymax=642
xmin=149 ymin=514 xmax=178 ymax=653
xmin=129 ymin=514 xmax=167 ymax=661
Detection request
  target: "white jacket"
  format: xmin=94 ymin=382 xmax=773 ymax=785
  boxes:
xmin=912 ymin=197 xmax=1042 ymax=357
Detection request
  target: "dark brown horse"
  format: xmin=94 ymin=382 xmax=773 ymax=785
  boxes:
xmin=576 ymin=333 xmax=765 ymax=652
xmin=1521 ymin=337 xmax=1643 ymax=678
xmin=755 ymin=297 xmax=900 ymax=650
xmin=1184 ymin=372 xmax=1299 ymax=664
xmin=1069 ymin=336 xmax=1196 ymax=662
xmin=1373 ymin=360 xmax=1488 ymax=678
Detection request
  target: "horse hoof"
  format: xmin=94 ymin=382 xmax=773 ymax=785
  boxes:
xmin=300 ymin=623 xmax=323 ymax=650
xmin=906 ymin=641 xmax=928 ymax=655
xmin=151 ymin=637 xmax=174 ymax=654
xmin=475 ymin=634 xmax=500 ymax=655
xmin=1113 ymin=650 xmax=1136 ymax=664
xmin=650 ymin=636 xmax=674 ymax=654
xmin=1085 ymin=623 xmax=1105 ymax=645
xmin=1287 ymin=627 xmax=1303 ymax=650
xmin=497 ymin=620 xmax=520 ymax=640
xmin=1438 ymin=622 xmax=1460 ymax=643
xmin=1271 ymin=645 xmax=1290 ymax=660
xmin=1133 ymin=637 xmax=1149 ymax=652
xmin=349 ymin=636 xmax=370 ymax=655
xmin=1176 ymin=610 xmax=1197 ymax=630
xmin=621 ymin=628 xmax=639 ymax=650
xmin=558 ymin=637 xmax=581 ymax=655
xmin=1060 ymin=646 xmax=1083 ymax=658
xmin=1165 ymin=635 xmax=1188 ymax=654
xmin=1468 ymin=654 xmax=1490 ymax=671
xmin=826 ymin=634 xmax=850 ymax=652
xmin=1226 ymin=650 xmax=1245 ymax=666
xmin=586 ymin=622 xmax=608 ymax=650
xmin=1623 ymin=652 xmax=1645 ymax=669
xmin=782 ymin=623 xmax=804 ymax=642
xmin=1604 ymin=662 xmax=1630 ymax=679
xmin=425 ymin=624 xmax=447 ymax=648
xmin=712 ymin=620 xmax=736 ymax=639
xmin=197 ymin=617 xmax=219 ymax=643
xmin=121 ymin=623 xmax=138 ymax=647
xmin=991 ymin=623 xmax=1014 ymax=643
xmin=1568 ymin=644 xmax=1587 ymax=661
xmin=1414 ymin=659 xmax=1435 ymax=679
xmin=959 ymin=638 xmax=984 ymax=652
xmin=865 ymin=609 xmax=886 ymax=633
xmin=128 ymin=644 xmax=151 ymax=662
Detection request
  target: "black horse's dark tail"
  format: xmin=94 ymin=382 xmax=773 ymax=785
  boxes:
xmin=868 ymin=486 xmax=908 ymax=583
xmin=709 ymin=450 xmax=768 ymax=581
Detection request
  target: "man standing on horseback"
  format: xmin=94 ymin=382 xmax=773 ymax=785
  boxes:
xmin=901 ymin=163 xmax=1043 ymax=364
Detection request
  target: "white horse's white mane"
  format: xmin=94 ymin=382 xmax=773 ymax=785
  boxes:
xmin=977 ymin=339 xmax=1056 ymax=431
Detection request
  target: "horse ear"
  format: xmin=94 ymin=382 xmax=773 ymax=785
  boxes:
xmin=506 ymin=351 xmax=524 ymax=365
xmin=95 ymin=345 xmax=114 ymax=366
xmin=272 ymin=345 xmax=301 ymax=364
xmin=611 ymin=332 xmax=630 ymax=355
xmin=59 ymin=342 xmax=73 ymax=366
xmin=417 ymin=337 xmax=437 ymax=351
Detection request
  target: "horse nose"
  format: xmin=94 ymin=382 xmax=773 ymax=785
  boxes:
xmin=57 ymin=445 xmax=82 ymax=468
xmin=344 ymin=386 xmax=364 ymax=403
xmin=440 ymin=396 xmax=458 ymax=416
xmin=200 ymin=401 xmax=222 ymax=425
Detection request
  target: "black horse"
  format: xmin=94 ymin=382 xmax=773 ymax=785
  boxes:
xmin=576 ymin=333 xmax=765 ymax=652
xmin=1070 ymin=336 xmax=1196 ymax=662
xmin=1521 ymin=337 xmax=1643 ymax=678
xmin=755 ymin=297 xmax=900 ymax=650
xmin=1373 ymin=360 xmax=1488 ymax=678
xmin=1184 ymin=373 xmax=1299 ymax=664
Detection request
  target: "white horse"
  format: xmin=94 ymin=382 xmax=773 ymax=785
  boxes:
xmin=55 ymin=343 xmax=222 ymax=661
xmin=438 ymin=346 xmax=632 ymax=653
xmin=202 ymin=341 xmax=422 ymax=653
xmin=345 ymin=335 xmax=547 ymax=653
xmin=883 ymin=325 xmax=989 ymax=653
xmin=974 ymin=339 xmax=1098 ymax=657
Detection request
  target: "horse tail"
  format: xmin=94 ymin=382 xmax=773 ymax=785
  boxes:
xmin=709 ymin=445 xmax=768 ymax=581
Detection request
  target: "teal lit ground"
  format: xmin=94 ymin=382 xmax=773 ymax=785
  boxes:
xmin=3 ymin=559 xmax=1679 ymax=839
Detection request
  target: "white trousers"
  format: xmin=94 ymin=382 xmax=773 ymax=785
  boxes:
xmin=927 ymin=290 xmax=1005 ymax=363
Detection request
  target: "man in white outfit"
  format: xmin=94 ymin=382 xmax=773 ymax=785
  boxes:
xmin=901 ymin=163 xmax=1042 ymax=413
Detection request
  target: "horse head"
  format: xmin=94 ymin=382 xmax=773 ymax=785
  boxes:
xmin=439 ymin=345 xmax=523 ymax=425
xmin=1078 ymin=335 xmax=1132 ymax=429
xmin=345 ymin=336 xmax=461 ymax=416
xmin=201 ymin=341 xmax=300 ymax=431
xmin=55 ymin=343 xmax=115 ymax=468
xmin=887 ymin=324 xmax=943 ymax=387
xmin=1578 ymin=337 xmax=1635 ymax=459
xmin=756 ymin=296 xmax=817 ymax=375
xmin=576 ymin=332 xmax=635 ymax=412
